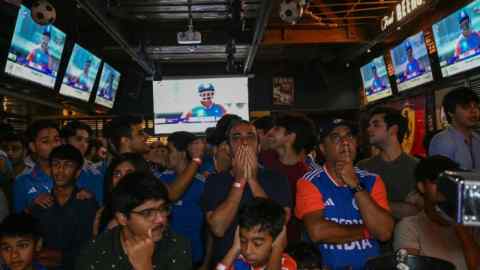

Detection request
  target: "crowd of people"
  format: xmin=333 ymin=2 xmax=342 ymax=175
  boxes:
xmin=0 ymin=86 xmax=478 ymax=270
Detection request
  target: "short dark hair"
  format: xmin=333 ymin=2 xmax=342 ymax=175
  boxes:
xmin=167 ymin=132 xmax=196 ymax=160
xmin=49 ymin=144 xmax=84 ymax=169
xmin=103 ymin=115 xmax=143 ymax=152
xmin=25 ymin=120 xmax=59 ymax=143
xmin=0 ymin=214 xmax=40 ymax=241
xmin=238 ymin=198 xmax=285 ymax=239
xmin=101 ymin=154 xmax=152 ymax=230
xmin=253 ymin=116 xmax=274 ymax=133
xmin=443 ymin=87 xmax=480 ymax=123
xmin=111 ymin=172 xmax=169 ymax=215
xmin=61 ymin=120 xmax=93 ymax=139
xmin=275 ymin=114 xmax=317 ymax=154
xmin=415 ymin=155 xmax=460 ymax=183
xmin=211 ymin=114 xmax=242 ymax=146
xmin=369 ymin=107 xmax=408 ymax=144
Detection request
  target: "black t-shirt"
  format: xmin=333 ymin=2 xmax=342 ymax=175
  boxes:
xmin=31 ymin=189 xmax=98 ymax=269
xmin=202 ymin=167 xmax=292 ymax=265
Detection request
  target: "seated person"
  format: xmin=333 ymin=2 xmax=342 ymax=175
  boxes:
xmin=75 ymin=172 xmax=192 ymax=270
xmin=31 ymin=145 xmax=97 ymax=270
xmin=0 ymin=213 xmax=46 ymax=270
xmin=394 ymin=155 xmax=480 ymax=270
xmin=217 ymin=198 xmax=296 ymax=270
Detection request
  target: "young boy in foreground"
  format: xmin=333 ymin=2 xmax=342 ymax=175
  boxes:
xmin=217 ymin=198 xmax=296 ymax=270
xmin=0 ymin=214 xmax=46 ymax=270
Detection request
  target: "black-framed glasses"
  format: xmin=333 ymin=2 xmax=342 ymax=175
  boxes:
xmin=130 ymin=205 xmax=171 ymax=220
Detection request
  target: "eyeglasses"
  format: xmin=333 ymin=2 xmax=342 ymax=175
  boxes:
xmin=130 ymin=205 xmax=171 ymax=220
xmin=328 ymin=133 xmax=355 ymax=145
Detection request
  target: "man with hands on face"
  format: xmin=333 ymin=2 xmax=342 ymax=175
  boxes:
xmin=296 ymin=119 xmax=394 ymax=270
xmin=202 ymin=120 xmax=292 ymax=268
xmin=75 ymin=172 xmax=192 ymax=270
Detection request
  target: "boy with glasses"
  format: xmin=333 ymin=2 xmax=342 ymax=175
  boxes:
xmin=75 ymin=172 xmax=192 ymax=270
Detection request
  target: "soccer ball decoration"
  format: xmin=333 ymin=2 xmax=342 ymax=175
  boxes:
xmin=31 ymin=0 xmax=56 ymax=25
xmin=279 ymin=0 xmax=304 ymax=25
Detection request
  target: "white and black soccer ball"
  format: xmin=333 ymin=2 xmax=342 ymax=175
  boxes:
xmin=279 ymin=0 xmax=304 ymax=25
xmin=31 ymin=0 xmax=56 ymax=25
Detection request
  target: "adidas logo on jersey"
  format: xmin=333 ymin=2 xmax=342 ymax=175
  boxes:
xmin=325 ymin=198 xmax=335 ymax=207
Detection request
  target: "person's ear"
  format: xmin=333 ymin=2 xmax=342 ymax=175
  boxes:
xmin=319 ymin=143 xmax=326 ymax=155
xmin=417 ymin=182 xmax=425 ymax=194
xmin=35 ymin=238 xmax=43 ymax=252
xmin=115 ymin=212 xmax=128 ymax=226
xmin=287 ymin=133 xmax=296 ymax=146
xmin=75 ymin=168 xmax=82 ymax=179
xmin=29 ymin=142 xmax=36 ymax=154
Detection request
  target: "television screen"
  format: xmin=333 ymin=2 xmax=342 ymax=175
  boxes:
xmin=59 ymin=44 xmax=101 ymax=101
xmin=390 ymin=31 xmax=434 ymax=92
xmin=95 ymin=63 xmax=120 ymax=108
xmin=153 ymin=77 xmax=249 ymax=134
xmin=360 ymin=56 xmax=393 ymax=103
xmin=433 ymin=0 xmax=480 ymax=77
xmin=4 ymin=5 xmax=66 ymax=88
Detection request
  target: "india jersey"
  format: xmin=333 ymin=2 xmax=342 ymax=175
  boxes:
xmin=295 ymin=167 xmax=390 ymax=270
xmin=190 ymin=103 xmax=226 ymax=119
xmin=28 ymin=49 xmax=50 ymax=71
xmin=371 ymin=78 xmax=385 ymax=93
xmin=455 ymin=32 xmax=480 ymax=59
xmin=405 ymin=58 xmax=423 ymax=79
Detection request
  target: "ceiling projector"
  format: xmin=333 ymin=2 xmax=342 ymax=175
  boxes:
xmin=177 ymin=27 xmax=202 ymax=45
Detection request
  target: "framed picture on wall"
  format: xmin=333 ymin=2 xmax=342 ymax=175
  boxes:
xmin=272 ymin=77 xmax=294 ymax=105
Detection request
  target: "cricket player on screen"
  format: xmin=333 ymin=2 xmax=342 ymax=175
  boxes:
xmin=26 ymin=29 xmax=53 ymax=73
xmin=182 ymin=83 xmax=226 ymax=122
xmin=454 ymin=10 xmax=480 ymax=61
xmin=403 ymin=40 xmax=425 ymax=80
xmin=368 ymin=64 xmax=387 ymax=95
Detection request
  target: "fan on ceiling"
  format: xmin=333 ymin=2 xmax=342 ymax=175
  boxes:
xmin=279 ymin=0 xmax=337 ymax=27
xmin=279 ymin=0 xmax=309 ymax=24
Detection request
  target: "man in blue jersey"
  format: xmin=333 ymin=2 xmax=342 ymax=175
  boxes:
xmin=77 ymin=59 xmax=92 ymax=91
xmin=61 ymin=121 xmax=104 ymax=205
xmin=98 ymin=73 xmax=115 ymax=100
xmin=296 ymin=119 xmax=394 ymax=270
xmin=183 ymin=83 xmax=226 ymax=122
xmin=454 ymin=10 xmax=480 ymax=61
xmin=403 ymin=40 xmax=425 ymax=80
xmin=369 ymin=65 xmax=386 ymax=94
xmin=13 ymin=121 xmax=96 ymax=213
xmin=157 ymin=131 xmax=208 ymax=266
xmin=26 ymin=30 xmax=52 ymax=73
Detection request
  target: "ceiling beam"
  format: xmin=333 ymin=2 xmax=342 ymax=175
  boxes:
xmin=76 ymin=0 xmax=154 ymax=75
xmin=243 ymin=0 xmax=274 ymax=73
xmin=262 ymin=27 xmax=367 ymax=45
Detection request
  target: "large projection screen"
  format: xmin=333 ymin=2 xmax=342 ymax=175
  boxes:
xmin=153 ymin=77 xmax=249 ymax=134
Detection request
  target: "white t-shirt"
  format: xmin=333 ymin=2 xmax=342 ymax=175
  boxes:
xmin=394 ymin=211 xmax=480 ymax=270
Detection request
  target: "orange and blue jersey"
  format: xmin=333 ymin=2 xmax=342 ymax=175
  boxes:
xmin=227 ymin=254 xmax=297 ymax=270
xmin=295 ymin=167 xmax=389 ymax=270
xmin=455 ymin=31 xmax=480 ymax=59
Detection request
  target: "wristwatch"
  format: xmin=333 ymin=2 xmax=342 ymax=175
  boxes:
xmin=350 ymin=182 xmax=366 ymax=194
